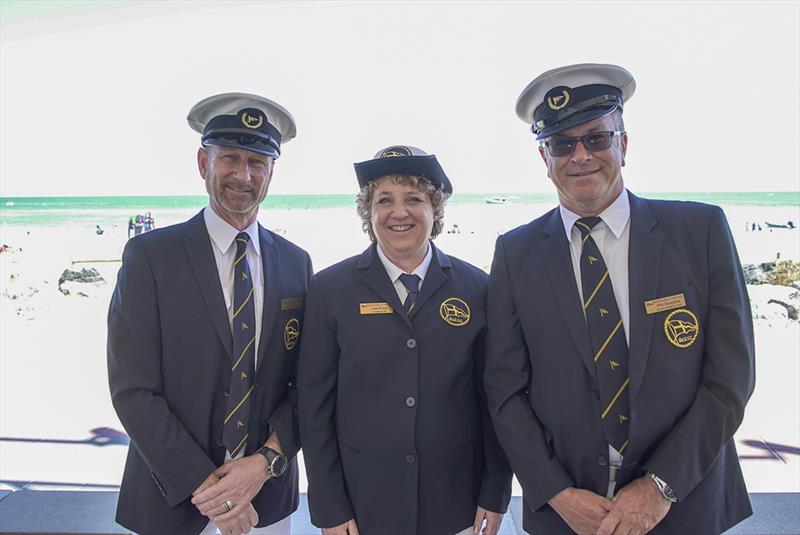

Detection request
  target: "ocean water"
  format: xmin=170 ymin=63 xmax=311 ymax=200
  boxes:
xmin=0 ymin=192 xmax=798 ymax=227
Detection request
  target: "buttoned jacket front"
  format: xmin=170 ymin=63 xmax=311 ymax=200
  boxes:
xmin=298 ymin=242 xmax=511 ymax=535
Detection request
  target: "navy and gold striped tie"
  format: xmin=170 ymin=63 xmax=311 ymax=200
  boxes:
xmin=223 ymin=232 xmax=256 ymax=458
xmin=575 ymin=217 xmax=630 ymax=454
xmin=399 ymin=273 xmax=421 ymax=314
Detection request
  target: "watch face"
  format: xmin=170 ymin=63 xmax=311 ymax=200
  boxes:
xmin=270 ymin=454 xmax=288 ymax=476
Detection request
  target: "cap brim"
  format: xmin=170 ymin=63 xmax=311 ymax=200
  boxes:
xmin=354 ymin=155 xmax=453 ymax=194
xmin=516 ymin=63 xmax=635 ymax=125
xmin=203 ymin=137 xmax=280 ymax=158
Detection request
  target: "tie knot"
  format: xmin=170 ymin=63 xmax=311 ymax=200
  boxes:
xmin=235 ymin=232 xmax=250 ymax=253
xmin=399 ymin=273 xmax=421 ymax=294
xmin=575 ymin=217 xmax=602 ymax=237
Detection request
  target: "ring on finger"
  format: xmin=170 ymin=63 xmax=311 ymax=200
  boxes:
xmin=223 ymin=499 xmax=233 ymax=512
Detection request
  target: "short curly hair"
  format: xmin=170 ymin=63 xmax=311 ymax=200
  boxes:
xmin=356 ymin=174 xmax=450 ymax=242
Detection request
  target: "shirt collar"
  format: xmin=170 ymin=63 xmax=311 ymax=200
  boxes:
xmin=376 ymin=241 xmax=432 ymax=283
xmin=203 ymin=206 xmax=262 ymax=257
xmin=559 ymin=188 xmax=630 ymax=241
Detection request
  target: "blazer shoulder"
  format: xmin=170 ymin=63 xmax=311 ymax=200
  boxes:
xmin=124 ymin=220 xmax=188 ymax=252
xmin=310 ymin=254 xmax=361 ymax=284
xmin=266 ymin=229 xmax=310 ymax=260
xmin=445 ymin=254 xmax=489 ymax=285
xmin=639 ymin=197 xmax=724 ymax=230
xmin=498 ymin=209 xmax=554 ymax=248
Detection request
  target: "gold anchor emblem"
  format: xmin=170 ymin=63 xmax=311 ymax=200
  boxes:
xmin=609 ymin=360 xmax=620 ymax=370
xmin=242 ymin=272 xmax=248 ymax=280
xmin=588 ymin=255 xmax=598 ymax=264
xmin=599 ymin=308 xmax=609 ymax=317
xmin=240 ymin=371 xmax=247 ymax=380
xmin=241 ymin=322 xmax=249 ymax=330
xmin=236 ymin=420 xmax=245 ymax=428
xmin=618 ymin=414 xmax=628 ymax=424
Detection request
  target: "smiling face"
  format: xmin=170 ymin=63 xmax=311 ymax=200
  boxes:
xmin=538 ymin=112 xmax=627 ymax=216
xmin=198 ymin=144 xmax=274 ymax=229
xmin=369 ymin=176 xmax=435 ymax=271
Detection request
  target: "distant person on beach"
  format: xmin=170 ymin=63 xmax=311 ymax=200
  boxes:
xmin=108 ymin=93 xmax=311 ymax=535
xmin=298 ymin=146 xmax=512 ymax=535
xmin=484 ymin=64 xmax=755 ymax=535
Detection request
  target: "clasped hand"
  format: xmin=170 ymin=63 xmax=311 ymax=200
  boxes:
xmin=191 ymin=454 xmax=270 ymax=534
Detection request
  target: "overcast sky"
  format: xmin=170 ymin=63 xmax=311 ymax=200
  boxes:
xmin=1 ymin=0 xmax=798 ymax=197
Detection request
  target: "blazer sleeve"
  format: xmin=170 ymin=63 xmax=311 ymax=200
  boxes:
xmin=297 ymin=275 xmax=355 ymax=528
xmin=474 ymin=329 xmax=513 ymax=514
xmin=485 ymin=236 xmax=574 ymax=510
xmin=107 ymin=238 xmax=217 ymax=508
xmin=643 ymin=206 xmax=755 ymax=500
xmin=265 ymin=250 xmax=313 ymax=460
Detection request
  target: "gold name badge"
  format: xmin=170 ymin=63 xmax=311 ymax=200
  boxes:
xmin=360 ymin=302 xmax=394 ymax=315
xmin=644 ymin=293 xmax=686 ymax=315
xmin=281 ymin=297 xmax=304 ymax=311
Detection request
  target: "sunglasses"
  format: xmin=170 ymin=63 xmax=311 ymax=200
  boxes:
xmin=543 ymin=130 xmax=625 ymax=157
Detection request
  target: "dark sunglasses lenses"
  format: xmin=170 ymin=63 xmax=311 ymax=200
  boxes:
xmin=546 ymin=132 xmax=615 ymax=157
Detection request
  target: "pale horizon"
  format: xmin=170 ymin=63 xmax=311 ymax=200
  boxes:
xmin=2 ymin=1 xmax=799 ymax=197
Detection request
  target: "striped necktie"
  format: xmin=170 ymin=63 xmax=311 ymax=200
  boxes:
xmin=399 ymin=273 xmax=421 ymax=314
xmin=223 ymin=232 xmax=257 ymax=458
xmin=575 ymin=217 xmax=630 ymax=454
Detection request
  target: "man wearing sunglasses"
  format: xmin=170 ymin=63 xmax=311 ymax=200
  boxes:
xmin=484 ymin=64 xmax=754 ymax=535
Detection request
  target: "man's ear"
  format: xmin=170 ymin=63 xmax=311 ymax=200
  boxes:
xmin=197 ymin=147 xmax=208 ymax=178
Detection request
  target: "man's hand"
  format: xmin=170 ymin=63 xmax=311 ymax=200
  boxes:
xmin=193 ymin=472 xmax=220 ymax=497
xmin=212 ymin=501 xmax=259 ymax=535
xmin=596 ymin=476 xmax=671 ymax=535
xmin=548 ymin=487 xmax=613 ymax=535
xmin=473 ymin=506 xmax=503 ymax=535
xmin=191 ymin=455 xmax=268 ymax=517
xmin=322 ymin=518 xmax=359 ymax=535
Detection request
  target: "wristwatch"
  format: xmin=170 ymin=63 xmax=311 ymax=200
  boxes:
xmin=648 ymin=472 xmax=678 ymax=503
xmin=256 ymin=446 xmax=288 ymax=478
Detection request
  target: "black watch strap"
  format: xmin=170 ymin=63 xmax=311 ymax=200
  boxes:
xmin=257 ymin=446 xmax=288 ymax=478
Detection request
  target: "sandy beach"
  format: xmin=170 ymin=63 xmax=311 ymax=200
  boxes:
xmin=0 ymin=200 xmax=798 ymax=496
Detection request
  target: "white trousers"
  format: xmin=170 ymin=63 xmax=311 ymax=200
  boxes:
xmin=200 ymin=513 xmax=291 ymax=535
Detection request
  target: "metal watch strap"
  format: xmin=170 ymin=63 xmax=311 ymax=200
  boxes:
xmin=649 ymin=472 xmax=678 ymax=503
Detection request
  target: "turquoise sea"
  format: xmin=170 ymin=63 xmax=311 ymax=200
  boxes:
xmin=0 ymin=192 xmax=798 ymax=227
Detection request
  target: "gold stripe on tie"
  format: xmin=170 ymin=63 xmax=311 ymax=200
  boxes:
xmin=594 ymin=319 xmax=623 ymax=362
xmin=584 ymin=271 xmax=609 ymax=309
xmin=231 ymin=336 xmax=256 ymax=371
xmin=619 ymin=440 xmax=629 ymax=454
xmin=575 ymin=220 xmax=591 ymax=233
xmin=234 ymin=251 xmax=247 ymax=265
xmin=230 ymin=433 xmax=248 ymax=458
xmin=602 ymin=378 xmax=630 ymax=419
xmin=232 ymin=287 xmax=254 ymax=319
xmin=224 ymin=385 xmax=254 ymax=424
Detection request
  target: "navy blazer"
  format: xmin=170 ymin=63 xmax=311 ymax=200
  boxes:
xmin=298 ymin=243 xmax=512 ymax=535
xmin=108 ymin=210 xmax=312 ymax=534
xmin=485 ymin=191 xmax=755 ymax=534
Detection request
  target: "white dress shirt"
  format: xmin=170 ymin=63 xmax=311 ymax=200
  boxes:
xmin=559 ymin=189 xmax=631 ymax=472
xmin=376 ymin=241 xmax=433 ymax=302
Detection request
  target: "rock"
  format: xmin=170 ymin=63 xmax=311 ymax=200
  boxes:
xmin=58 ymin=267 xmax=106 ymax=297
xmin=767 ymin=299 xmax=798 ymax=320
xmin=742 ymin=262 xmax=775 ymax=285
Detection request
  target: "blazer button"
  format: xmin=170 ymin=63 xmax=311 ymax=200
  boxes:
xmin=406 ymin=338 xmax=417 ymax=349
xmin=593 ymin=388 xmax=600 ymax=400
xmin=596 ymin=454 xmax=608 ymax=466
xmin=405 ymin=397 xmax=416 ymax=407
xmin=405 ymin=454 xmax=416 ymax=464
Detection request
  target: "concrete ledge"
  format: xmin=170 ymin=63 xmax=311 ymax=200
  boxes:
xmin=0 ymin=492 xmax=797 ymax=534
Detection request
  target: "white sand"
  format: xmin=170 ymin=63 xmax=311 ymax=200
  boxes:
xmin=0 ymin=201 xmax=798 ymax=493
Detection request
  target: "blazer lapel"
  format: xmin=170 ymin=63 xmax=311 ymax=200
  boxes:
xmin=542 ymin=208 xmax=596 ymax=381
xmin=408 ymin=242 xmax=450 ymax=320
xmin=627 ymin=192 xmax=662 ymax=402
xmin=257 ymin=225 xmax=279 ymax=365
xmin=356 ymin=244 xmax=409 ymax=327
xmin=183 ymin=210 xmax=233 ymax=360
